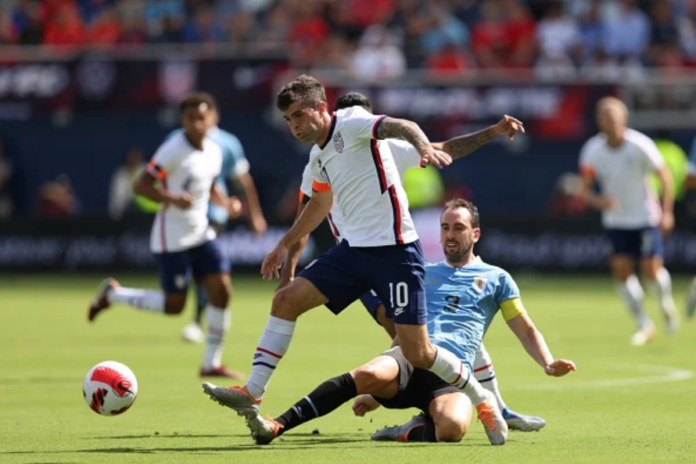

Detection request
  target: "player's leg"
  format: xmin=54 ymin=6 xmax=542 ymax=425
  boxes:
xmin=181 ymin=281 xmax=207 ymax=343
xmin=475 ymin=343 xmax=546 ymax=431
xmin=686 ymin=276 xmax=696 ymax=319
xmin=606 ymin=228 xmax=655 ymax=345
xmin=638 ymin=228 xmax=678 ymax=334
xmin=192 ymin=240 xmax=244 ymax=379
xmin=359 ymin=291 xmax=396 ymax=339
xmin=87 ymin=251 xmax=190 ymax=321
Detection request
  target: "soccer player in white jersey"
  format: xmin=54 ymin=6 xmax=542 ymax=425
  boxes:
xmin=202 ymin=75 xmax=522 ymax=444
xmin=87 ymin=93 xmax=244 ymax=379
xmin=224 ymin=199 xmax=575 ymax=446
xmin=578 ymin=97 xmax=678 ymax=345
xmin=280 ymin=92 xmax=543 ymax=431
xmin=685 ymin=141 xmax=696 ymax=318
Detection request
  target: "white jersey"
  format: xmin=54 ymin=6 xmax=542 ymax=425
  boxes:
xmin=147 ymin=132 xmax=223 ymax=253
xmin=301 ymin=138 xmax=422 ymax=242
xmin=579 ymin=128 xmax=664 ymax=229
xmin=307 ymin=107 xmax=419 ymax=247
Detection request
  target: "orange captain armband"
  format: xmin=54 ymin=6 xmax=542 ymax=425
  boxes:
xmin=146 ymin=161 xmax=168 ymax=181
xmin=579 ymin=165 xmax=596 ymax=178
xmin=312 ymin=180 xmax=331 ymax=193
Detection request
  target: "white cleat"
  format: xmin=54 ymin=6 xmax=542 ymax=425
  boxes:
xmin=502 ymin=408 xmax=546 ymax=432
xmin=630 ymin=325 xmax=657 ymax=346
xmin=246 ymin=414 xmax=283 ymax=445
xmin=661 ymin=299 xmax=680 ymax=336
xmin=476 ymin=391 xmax=507 ymax=445
xmin=201 ymin=382 xmax=261 ymax=420
xmin=685 ymin=278 xmax=696 ymax=320
xmin=182 ymin=322 xmax=205 ymax=344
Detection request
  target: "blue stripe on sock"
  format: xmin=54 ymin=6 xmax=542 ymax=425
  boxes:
xmin=252 ymin=362 xmax=276 ymax=370
xmin=304 ymin=396 xmax=319 ymax=417
xmin=478 ymin=375 xmax=496 ymax=383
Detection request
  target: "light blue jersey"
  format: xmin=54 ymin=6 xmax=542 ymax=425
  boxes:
xmin=425 ymin=257 xmax=520 ymax=371
xmin=167 ymin=127 xmax=250 ymax=224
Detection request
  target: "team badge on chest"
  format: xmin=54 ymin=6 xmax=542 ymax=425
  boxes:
xmin=333 ymin=131 xmax=344 ymax=153
xmin=474 ymin=277 xmax=487 ymax=292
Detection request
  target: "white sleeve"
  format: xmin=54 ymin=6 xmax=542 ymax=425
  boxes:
xmin=387 ymin=139 xmax=422 ymax=177
xmin=578 ymin=138 xmax=598 ymax=176
xmin=299 ymin=162 xmax=313 ymax=199
xmin=147 ymin=136 xmax=182 ymax=180
xmin=634 ymin=133 xmax=665 ymax=173
xmin=340 ymin=106 xmax=387 ymax=141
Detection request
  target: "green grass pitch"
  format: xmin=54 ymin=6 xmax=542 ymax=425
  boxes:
xmin=1 ymin=275 xmax=695 ymax=463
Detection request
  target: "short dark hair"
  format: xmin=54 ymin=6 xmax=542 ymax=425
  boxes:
xmin=276 ymin=74 xmax=327 ymax=111
xmin=179 ymin=92 xmax=217 ymax=113
xmin=335 ymin=92 xmax=372 ymax=113
xmin=442 ymin=198 xmax=480 ymax=228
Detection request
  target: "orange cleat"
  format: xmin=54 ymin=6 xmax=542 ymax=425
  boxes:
xmin=88 ymin=278 xmax=119 ymax=322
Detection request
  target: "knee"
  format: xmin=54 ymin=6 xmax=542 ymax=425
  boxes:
xmin=351 ymin=364 xmax=382 ymax=393
xmin=435 ymin=417 xmax=467 ymax=443
xmin=271 ymin=287 xmax=300 ymax=319
xmin=208 ymin=285 xmax=231 ymax=308
xmin=400 ymin=344 xmax=434 ymax=369
xmin=164 ymin=295 xmax=186 ymax=315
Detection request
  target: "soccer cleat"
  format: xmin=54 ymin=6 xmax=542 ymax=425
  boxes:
xmin=630 ymin=324 xmax=657 ymax=346
xmin=199 ymin=366 xmax=246 ymax=380
xmin=202 ymin=382 xmax=261 ymax=419
xmin=661 ymin=300 xmax=679 ymax=336
xmin=476 ymin=391 xmax=507 ymax=445
xmin=371 ymin=413 xmax=429 ymax=442
xmin=87 ymin=278 xmax=119 ymax=322
xmin=686 ymin=279 xmax=696 ymax=320
xmin=182 ymin=322 xmax=205 ymax=344
xmin=246 ymin=414 xmax=283 ymax=445
xmin=502 ymin=408 xmax=546 ymax=432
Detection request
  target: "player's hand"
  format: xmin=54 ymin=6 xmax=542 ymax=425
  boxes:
xmin=660 ymin=211 xmax=675 ymax=235
xmin=593 ymin=196 xmax=618 ymax=211
xmin=261 ymin=243 xmax=288 ymax=280
xmin=545 ymin=359 xmax=576 ymax=377
xmin=171 ymin=193 xmax=194 ymax=209
xmin=494 ymin=115 xmax=525 ymax=141
xmin=420 ymin=146 xmax=452 ymax=169
xmin=352 ymin=395 xmax=381 ymax=417
xmin=250 ymin=214 xmax=268 ymax=235
xmin=227 ymin=196 xmax=243 ymax=219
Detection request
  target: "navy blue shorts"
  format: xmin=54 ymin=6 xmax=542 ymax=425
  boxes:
xmin=153 ymin=240 xmax=230 ymax=294
xmin=605 ymin=227 xmax=663 ymax=260
xmin=359 ymin=290 xmax=385 ymax=324
xmin=300 ymin=240 xmax=426 ymax=325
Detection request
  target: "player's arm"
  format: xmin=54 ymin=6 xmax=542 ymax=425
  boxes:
xmin=210 ymin=182 xmax=242 ymax=218
xmin=376 ymin=117 xmax=452 ymax=169
xmin=577 ymin=170 xmax=617 ymax=211
xmin=656 ymin=165 xmax=675 ymax=234
xmin=278 ymin=195 xmax=311 ymax=290
xmin=432 ymin=115 xmax=524 ymax=160
xmin=503 ymin=300 xmax=576 ymax=377
xmin=261 ymin=188 xmax=332 ymax=280
xmin=685 ymin=171 xmax=696 ymax=190
xmin=132 ymin=167 xmax=192 ymax=209
xmin=237 ymin=172 xmax=267 ymax=235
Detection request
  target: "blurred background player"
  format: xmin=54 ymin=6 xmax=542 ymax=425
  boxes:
xmin=229 ymin=199 xmax=575 ymax=446
xmin=181 ymin=105 xmax=268 ymax=344
xmin=87 ymin=93 xmax=244 ymax=379
xmin=578 ymin=97 xmax=678 ymax=345
xmin=684 ymin=134 xmax=696 ymax=318
xmin=283 ymin=91 xmax=543 ymax=431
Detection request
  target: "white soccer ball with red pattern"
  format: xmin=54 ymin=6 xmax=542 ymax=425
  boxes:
xmin=83 ymin=361 xmax=138 ymax=416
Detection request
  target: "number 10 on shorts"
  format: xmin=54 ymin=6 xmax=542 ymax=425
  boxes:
xmin=389 ymin=282 xmax=409 ymax=309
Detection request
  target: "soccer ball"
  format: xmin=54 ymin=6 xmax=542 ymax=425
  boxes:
xmin=83 ymin=361 xmax=138 ymax=416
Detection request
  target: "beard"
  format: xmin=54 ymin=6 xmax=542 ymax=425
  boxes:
xmin=443 ymin=240 xmax=473 ymax=263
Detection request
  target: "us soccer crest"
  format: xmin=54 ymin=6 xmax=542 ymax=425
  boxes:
xmin=175 ymin=275 xmax=187 ymax=289
xmin=474 ymin=277 xmax=487 ymax=292
xmin=333 ymin=131 xmax=344 ymax=152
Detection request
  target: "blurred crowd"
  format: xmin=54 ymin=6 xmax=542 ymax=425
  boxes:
xmin=2 ymin=0 xmax=696 ymax=78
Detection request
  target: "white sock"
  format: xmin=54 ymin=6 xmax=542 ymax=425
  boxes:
xmin=108 ymin=287 xmax=164 ymax=313
xmin=202 ymin=305 xmax=231 ymax=370
xmin=616 ymin=275 xmax=651 ymax=329
xmin=647 ymin=268 xmax=675 ymax=315
xmin=246 ymin=315 xmax=296 ymax=399
xmin=428 ymin=346 xmax=488 ymax=406
xmin=474 ymin=343 xmax=507 ymax=411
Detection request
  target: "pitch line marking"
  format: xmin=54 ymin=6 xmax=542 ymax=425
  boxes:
xmin=508 ymin=363 xmax=694 ymax=391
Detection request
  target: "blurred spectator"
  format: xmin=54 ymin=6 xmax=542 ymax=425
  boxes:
xmin=536 ymin=1 xmax=581 ymax=62
xmin=0 ymin=139 xmax=14 ymax=220
xmin=420 ymin=10 xmax=468 ymax=55
xmin=548 ymin=173 xmax=588 ymax=217
xmin=0 ymin=10 xmax=16 ymax=44
xmin=471 ymin=0 xmax=535 ymax=69
xmin=14 ymin=0 xmax=45 ymax=44
xmin=287 ymin=1 xmax=329 ymax=66
xmin=226 ymin=10 xmax=256 ymax=44
xmin=36 ymin=174 xmax=81 ymax=218
xmin=426 ymin=41 xmax=472 ymax=77
xmin=602 ymin=0 xmax=650 ymax=59
xmin=44 ymin=4 xmax=86 ymax=47
xmin=578 ymin=1 xmax=604 ymax=60
xmin=183 ymin=6 xmax=225 ymax=43
xmin=87 ymin=8 xmax=121 ymax=45
xmin=109 ymin=147 xmax=144 ymax=219
xmin=351 ymin=25 xmax=405 ymax=81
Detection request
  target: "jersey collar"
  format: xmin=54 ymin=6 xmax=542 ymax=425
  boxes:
xmin=441 ymin=256 xmax=482 ymax=268
xmin=317 ymin=113 xmax=337 ymax=150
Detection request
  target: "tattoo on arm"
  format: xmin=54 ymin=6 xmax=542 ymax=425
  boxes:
xmin=376 ymin=117 xmax=430 ymax=152
xmin=441 ymin=127 xmax=497 ymax=160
